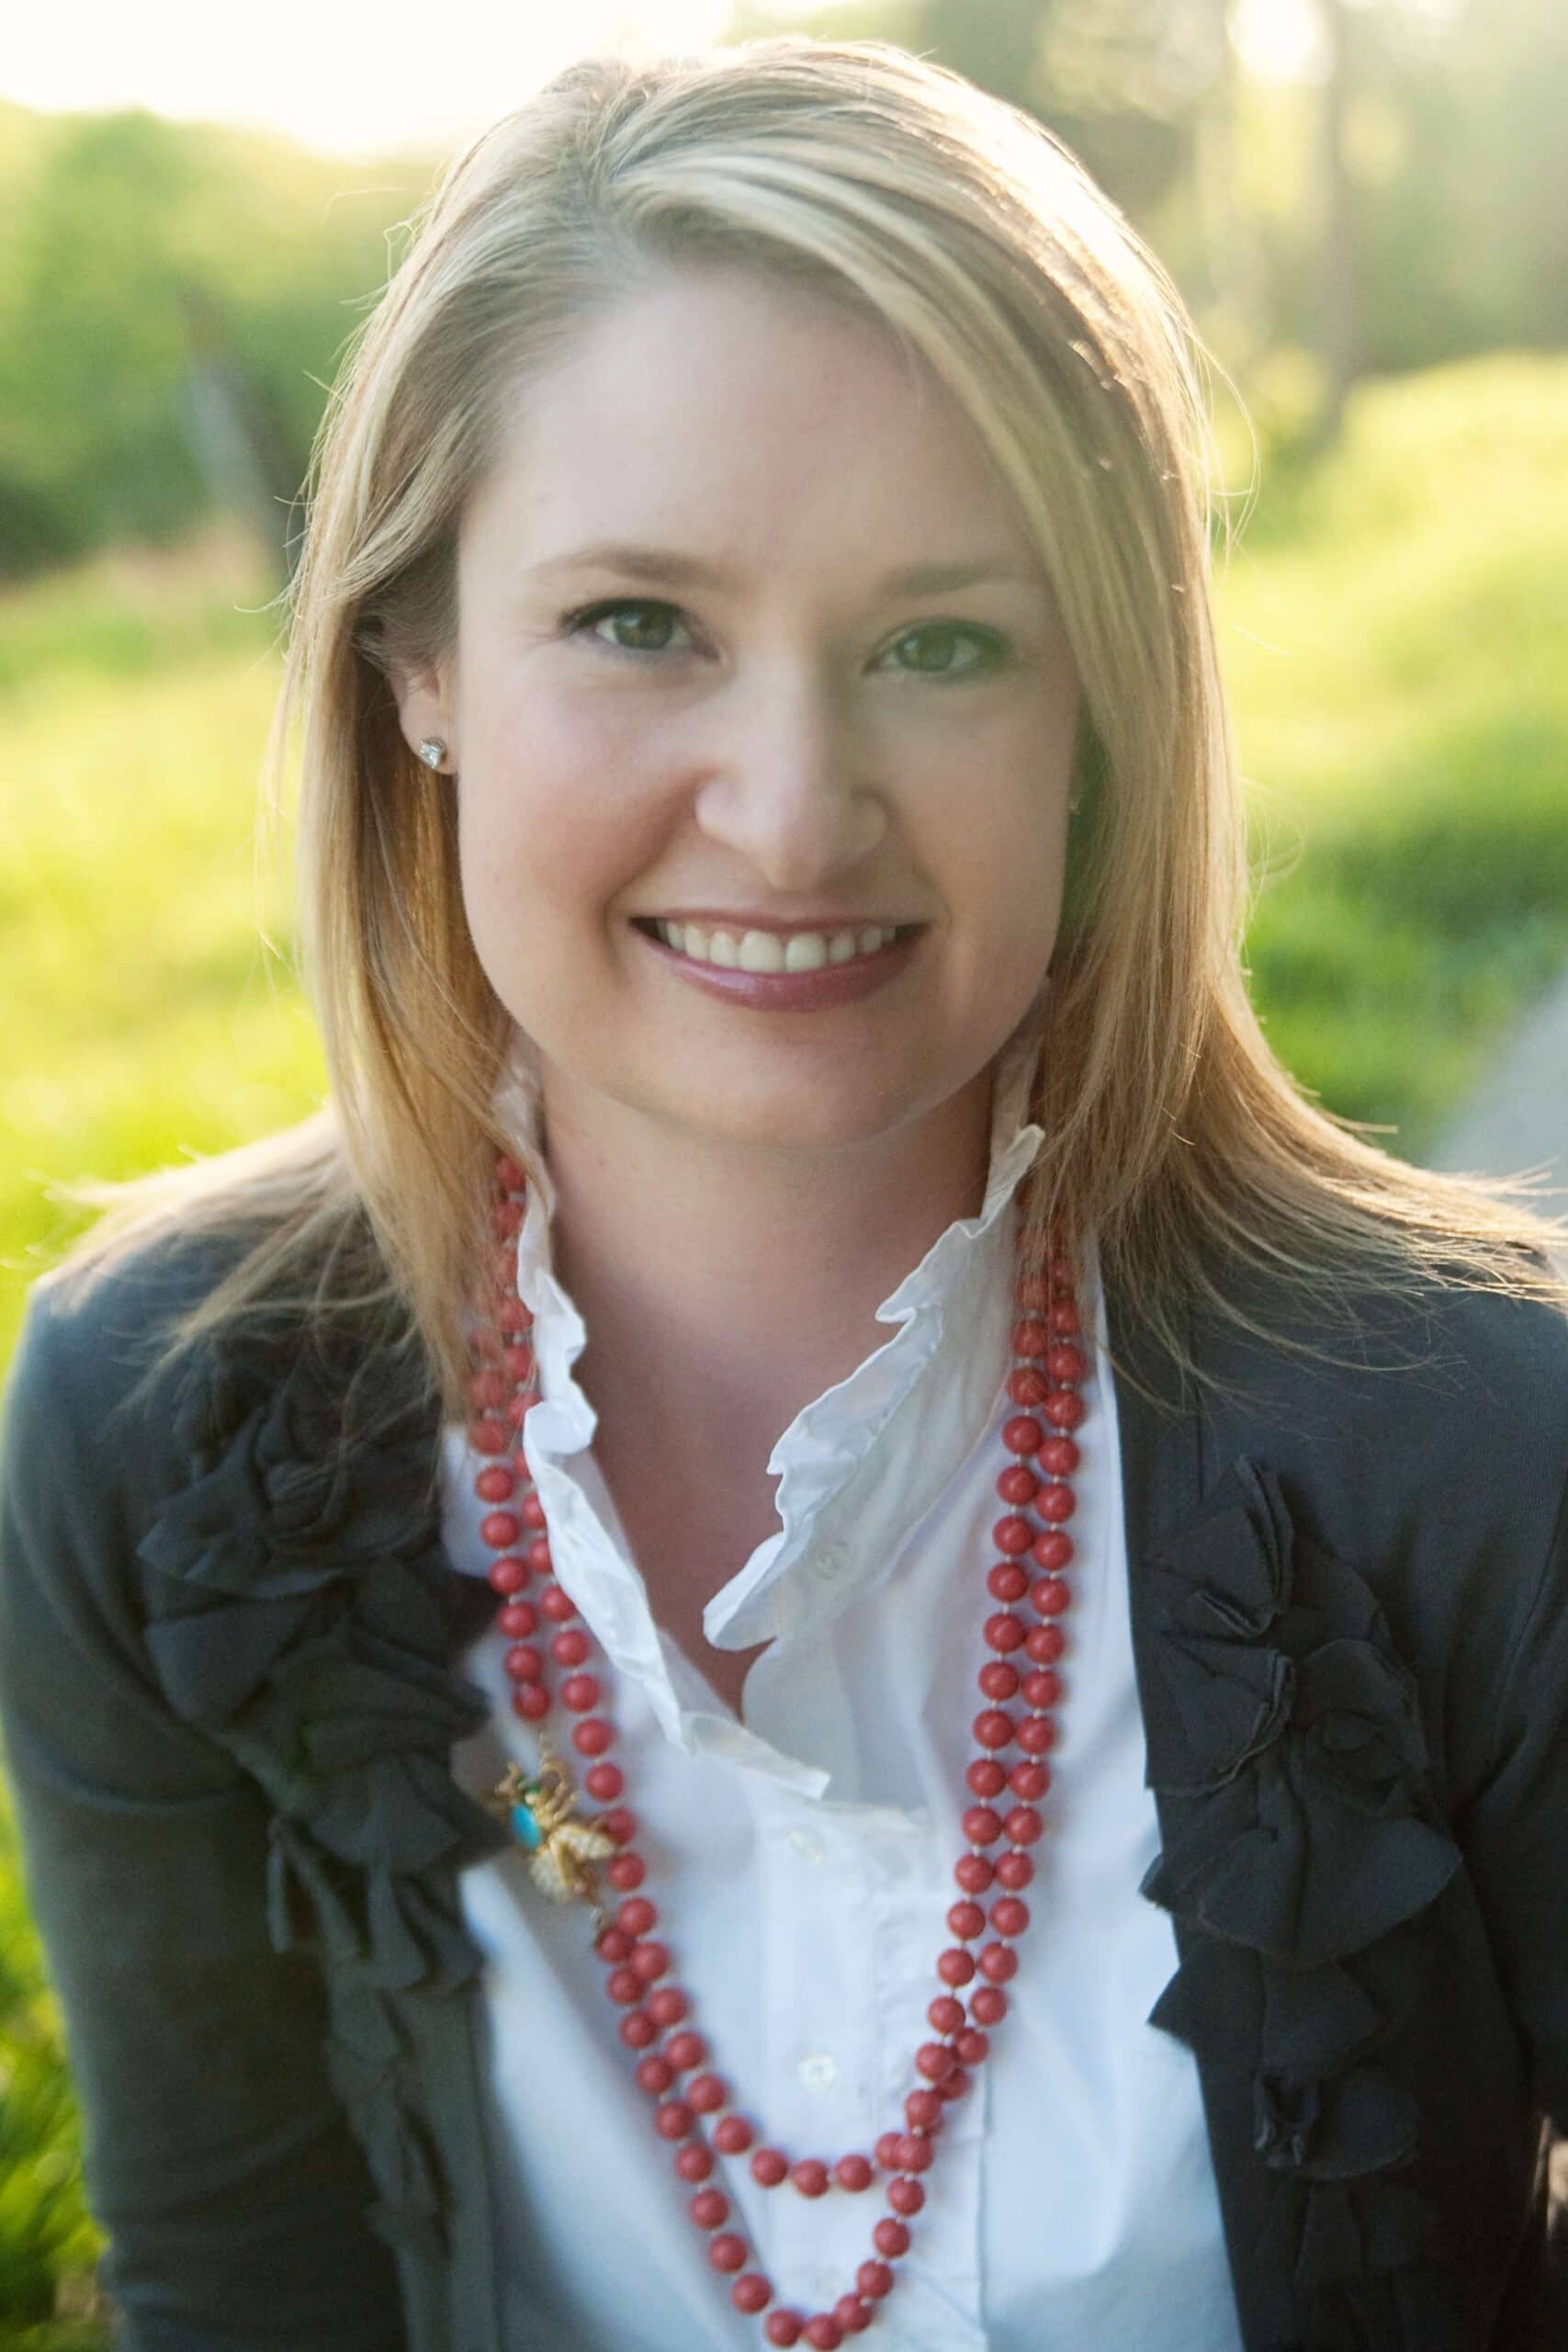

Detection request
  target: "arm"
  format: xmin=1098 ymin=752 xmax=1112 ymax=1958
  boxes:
xmin=0 ymin=1271 xmax=409 ymax=2352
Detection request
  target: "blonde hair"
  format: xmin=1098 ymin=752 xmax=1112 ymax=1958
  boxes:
xmin=50 ymin=35 xmax=1568 ymax=1424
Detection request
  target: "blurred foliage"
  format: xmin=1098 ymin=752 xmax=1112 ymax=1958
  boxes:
xmin=0 ymin=0 xmax=1564 ymax=583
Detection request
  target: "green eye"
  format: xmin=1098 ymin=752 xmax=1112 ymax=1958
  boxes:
xmin=886 ymin=623 xmax=1008 ymax=679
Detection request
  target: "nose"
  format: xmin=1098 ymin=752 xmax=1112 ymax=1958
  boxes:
xmin=692 ymin=672 xmax=887 ymax=890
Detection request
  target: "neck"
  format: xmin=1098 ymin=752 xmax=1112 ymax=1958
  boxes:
xmin=533 ymin=1061 xmax=1000 ymax=1476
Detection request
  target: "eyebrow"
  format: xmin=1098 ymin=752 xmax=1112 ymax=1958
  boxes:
xmin=524 ymin=541 xmax=1044 ymax=595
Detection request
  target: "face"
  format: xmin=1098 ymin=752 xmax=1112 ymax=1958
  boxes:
xmin=395 ymin=265 xmax=1081 ymax=1167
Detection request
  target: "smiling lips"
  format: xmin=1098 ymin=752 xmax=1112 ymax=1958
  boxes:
xmin=643 ymin=917 xmax=917 ymax=973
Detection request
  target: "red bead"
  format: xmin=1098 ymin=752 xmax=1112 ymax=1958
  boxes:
xmin=874 ymin=2220 xmax=910 ymax=2258
xmin=766 ymin=2315 xmax=805 ymax=2346
xmin=606 ymin=1967 xmax=641 ymax=2005
xmin=1010 ymin=1758 xmax=1050 ymax=1797
xmin=751 ymin=2147 xmax=788 ymax=2187
xmin=1008 ymin=1365 xmax=1050 ymax=1409
xmin=708 ymin=2233 xmax=747 ymax=2273
xmin=600 ymin=1807 xmax=636 ymax=1844
xmin=991 ymin=1897 xmax=1030 ymax=1937
xmin=734 ymin=2275 xmax=773 ymax=2315
xmin=690 ymin=2185 xmax=728 ymax=2229
xmin=1026 ymin=1623 xmax=1066 ymax=1665
xmin=525 ymin=1535 xmax=553 ymax=1574
xmin=498 ymin=1295 xmax=531 ymax=1333
xmin=995 ymin=1849 xmax=1034 ymax=1890
xmin=675 ymin=2141 xmax=713 ymax=2181
xmin=835 ymin=2294 xmax=874 ymax=2335
xmin=646 ymin=1985 xmax=687 ymax=2027
xmin=915 ymin=2041 xmax=956 ymax=2082
xmin=512 ymin=1684 xmax=549 ymax=1720
xmin=947 ymin=1899 xmax=987 ymax=1939
xmin=1037 ymin=1483 xmax=1076 ymax=1523
xmin=804 ymin=2320 xmax=843 ymax=2350
xmin=1010 ymin=1317 xmax=1050 ymax=1357
xmin=587 ymin=1763 xmax=625 ymax=1803
xmin=1039 ymin=1435 xmax=1079 ymax=1476
xmin=906 ymin=2087 xmax=944 ymax=2130
xmin=686 ymin=2073 xmax=727 ymax=2112
xmin=470 ymin=1419 xmax=511 ymax=1457
xmin=833 ymin=2154 xmax=873 ymax=2191
xmin=973 ymin=1710 xmax=1014 ymax=1751
xmin=475 ymin=1464 xmax=515 ymax=1501
xmin=497 ymin=1601 xmax=535 ymax=1638
xmin=937 ymin=2064 xmax=972 ymax=2101
xmin=502 ymin=1343 xmax=535 ymax=1383
xmin=663 ymin=2027 xmax=704 ymax=2069
xmin=955 ymin=2028 xmax=990 ymax=2067
xmin=607 ymin=1852 xmax=646 ymax=1890
xmin=1005 ymin=1805 xmax=1043 ymax=1845
xmin=487 ymin=1555 xmax=528 ymax=1596
xmin=1032 ymin=1577 xmax=1072 ymax=1616
xmin=551 ymin=1629 xmax=592 ymax=1667
xmin=1043 ymin=1387 xmax=1086 ymax=1430
xmin=619 ymin=2009 xmax=657 ymax=2049
xmin=937 ymin=1947 xmax=976 ymax=1986
xmin=1048 ymin=1299 xmax=1081 ymax=1336
xmin=572 ymin=1718 xmax=614 ymax=1757
xmin=636 ymin=2053 xmax=673 ymax=2093
xmin=984 ymin=1611 xmax=1026 ymax=1654
xmin=965 ymin=1758 xmax=1006 ymax=1798
xmin=962 ymin=1804 xmax=1002 ymax=1845
xmin=520 ymin=1492 xmax=549 ymax=1530
xmin=993 ymin=1514 xmax=1034 ymax=1556
xmin=502 ymin=1644 xmax=541 ymax=1682
xmin=1003 ymin=1415 xmax=1043 ymax=1455
xmin=926 ymin=1998 xmax=964 ymax=2038
xmin=857 ymin=2260 xmax=894 ymax=2300
xmin=978 ymin=1942 xmax=1019 ymax=1983
xmin=1046 ymin=1342 xmax=1087 ymax=1383
xmin=970 ymin=1985 xmax=1008 ymax=2026
xmin=538 ymin=1584 xmax=577 ymax=1622
xmin=875 ymin=2130 xmax=904 ymax=2171
xmin=887 ymin=2177 xmax=925 ymax=2216
xmin=598 ymin=1928 xmax=634 ymax=1965
xmin=631 ymin=1941 xmax=670 ymax=1983
xmin=655 ymin=2100 xmax=694 ymax=2141
xmin=978 ymin=1662 xmax=1019 ymax=1703
xmin=561 ymin=1674 xmax=601 ymax=1713
xmin=996 ymin=1464 xmax=1037 ymax=1505
xmin=791 ymin=2159 xmax=829 ymax=2198
xmin=1022 ymin=1668 xmax=1063 ymax=1709
xmin=896 ymin=2132 xmax=934 ymax=2173
xmin=1016 ymin=1713 xmax=1058 ymax=1756
xmin=480 ymin=1510 xmax=521 ymax=1548
xmin=712 ymin=2114 xmax=753 ymax=2154
xmin=953 ymin=1854 xmax=993 ymax=1894
xmin=987 ymin=1560 xmax=1029 ymax=1603
xmin=494 ymin=1152 xmax=527 ymax=1192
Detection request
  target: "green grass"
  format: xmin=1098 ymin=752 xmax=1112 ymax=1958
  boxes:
xmin=1 ymin=354 xmax=1566 ymax=2335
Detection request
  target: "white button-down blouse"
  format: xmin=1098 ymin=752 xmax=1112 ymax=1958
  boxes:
xmin=442 ymin=1023 xmax=1244 ymax=2351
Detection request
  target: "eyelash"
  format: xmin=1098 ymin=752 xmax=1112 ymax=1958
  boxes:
xmin=558 ymin=597 xmax=1012 ymax=682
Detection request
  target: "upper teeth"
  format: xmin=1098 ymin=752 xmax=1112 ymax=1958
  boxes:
xmin=651 ymin=921 xmax=904 ymax=972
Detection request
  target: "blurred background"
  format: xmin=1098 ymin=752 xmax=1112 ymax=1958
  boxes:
xmin=1 ymin=0 xmax=1564 ymax=2335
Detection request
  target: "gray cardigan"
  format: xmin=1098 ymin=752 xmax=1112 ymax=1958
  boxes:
xmin=2 ymin=1217 xmax=1567 ymax=2351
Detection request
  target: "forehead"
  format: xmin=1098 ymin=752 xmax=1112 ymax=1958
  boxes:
xmin=461 ymin=265 xmax=1036 ymax=582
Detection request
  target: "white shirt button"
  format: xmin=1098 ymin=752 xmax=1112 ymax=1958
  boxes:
xmin=797 ymin=2051 xmax=838 ymax=2092
xmin=789 ymin=1828 xmax=825 ymax=1863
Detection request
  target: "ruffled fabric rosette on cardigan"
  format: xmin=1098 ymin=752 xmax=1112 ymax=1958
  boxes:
xmin=134 ymin=1309 xmax=510 ymax=2262
xmin=1137 ymin=1452 xmax=1464 ymax=2350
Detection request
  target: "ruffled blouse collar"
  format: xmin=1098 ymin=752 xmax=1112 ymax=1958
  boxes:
xmin=446 ymin=1005 xmax=1056 ymax=1775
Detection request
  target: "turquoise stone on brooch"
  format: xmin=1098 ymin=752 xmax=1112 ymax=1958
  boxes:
xmin=483 ymin=1733 xmax=618 ymax=1934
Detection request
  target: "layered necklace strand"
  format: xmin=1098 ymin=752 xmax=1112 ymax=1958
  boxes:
xmin=468 ymin=1148 xmax=1089 ymax=2348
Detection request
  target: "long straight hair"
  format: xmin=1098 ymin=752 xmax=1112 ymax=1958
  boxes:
xmin=50 ymin=36 xmax=1568 ymax=1426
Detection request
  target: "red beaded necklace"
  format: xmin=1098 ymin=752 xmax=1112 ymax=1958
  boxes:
xmin=467 ymin=1148 xmax=1089 ymax=2348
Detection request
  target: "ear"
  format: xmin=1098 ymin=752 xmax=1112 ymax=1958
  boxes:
xmin=388 ymin=656 xmax=456 ymax=774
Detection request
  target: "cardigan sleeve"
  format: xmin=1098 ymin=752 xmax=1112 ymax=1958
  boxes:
xmin=0 ymin=1267 xmax=410 ymax=2352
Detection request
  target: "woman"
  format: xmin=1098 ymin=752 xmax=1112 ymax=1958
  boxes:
xmin=2 ymin=36 xmax=1566 ymax=2352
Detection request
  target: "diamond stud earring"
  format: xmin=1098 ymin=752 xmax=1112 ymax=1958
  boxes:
xmin=418 ymin=738 xmax=447 ymax=770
